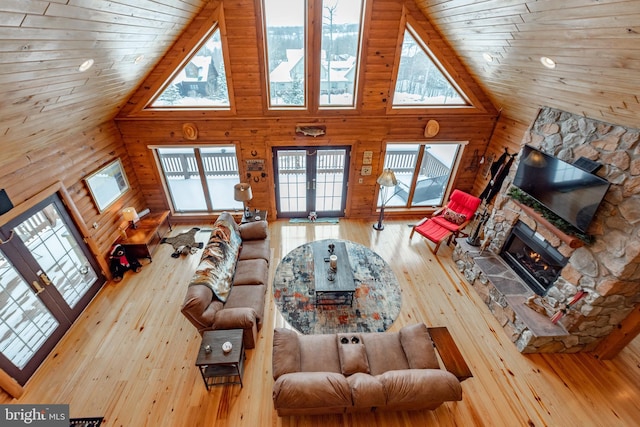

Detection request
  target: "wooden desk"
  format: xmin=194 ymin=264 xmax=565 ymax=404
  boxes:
xmin=120 ymin=211 xmax=171 ymax=262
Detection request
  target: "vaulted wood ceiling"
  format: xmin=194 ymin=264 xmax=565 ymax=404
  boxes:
xmin=2 ymin=0 xmax=639 ymax=172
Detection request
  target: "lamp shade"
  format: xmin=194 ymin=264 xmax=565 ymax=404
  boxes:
xmin=234 ymin=183 xmax=253 ymax=202
xmin=376 ymin=169 xmax=397 ymax=187
xmin=122 ymin=207 xmax=139 ymax=222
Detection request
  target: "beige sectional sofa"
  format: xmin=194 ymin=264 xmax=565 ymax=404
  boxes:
xmin=181 ymin=212 xmax=269 ymax=349
xmin=271 ymin=323 xmax=464 ymax=416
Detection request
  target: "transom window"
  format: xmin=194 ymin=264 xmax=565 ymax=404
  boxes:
xmin=262 ymin=0 xmax=366 ymax=110
xmin=150 ymin=27 xmax=231 ymax=108
xmin=392 ymin=25 xmax=469 ymax=107
xmin=155 ymin=146 xmax=243 ymax=212
xmin=381 ymin=143 xmax=461 ymax=207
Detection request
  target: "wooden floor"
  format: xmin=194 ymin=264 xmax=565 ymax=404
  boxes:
xmin=2 ymin=219 xmax=639 ymax=426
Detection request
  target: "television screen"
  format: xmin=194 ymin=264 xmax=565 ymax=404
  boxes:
xmin=513 ymin=145 xmax=610 ymax=233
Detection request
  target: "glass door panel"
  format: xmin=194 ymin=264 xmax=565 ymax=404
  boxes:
xmin=274 ymin=147 xmax=350 ymax=218
xmin=0 ymin=254 xmax=59 ymax=370
xmin=14 ymin=204 xmax=98 ymax=309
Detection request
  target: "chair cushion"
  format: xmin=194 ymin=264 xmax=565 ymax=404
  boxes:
xmin=415 ymin=219 xmax=453 ymax=241
xmin=299 ymin=334 xmax=341 ymax=373
xmin=233 ymin=258 xmax=268 ymax=285
xmin=360 ymin=332 xmax=409 ymax=375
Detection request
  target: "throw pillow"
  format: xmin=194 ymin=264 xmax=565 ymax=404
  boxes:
xmin=337 ymin=334 xmax=370 ymax=375
xmin=443 ymin=207 xmax=467 ymax=225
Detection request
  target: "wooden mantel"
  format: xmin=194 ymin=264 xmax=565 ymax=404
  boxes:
xmin=513 ymin=201 xmax=584 ymax=249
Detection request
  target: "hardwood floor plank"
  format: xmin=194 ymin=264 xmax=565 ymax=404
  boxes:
xmin=1 ymin=220 xmax=638 ymax=426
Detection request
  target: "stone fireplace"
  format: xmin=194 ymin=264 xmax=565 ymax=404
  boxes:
xmin=454 ymin=107 xmax=640 ymax=353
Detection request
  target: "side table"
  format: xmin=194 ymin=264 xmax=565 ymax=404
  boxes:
xmin=119 ymin=210 xmax=171 ymax=262
xmin=240 ymin=209 xmax=267 ymax=224
xmin=196 ymin=329 xmax=245 ymax=390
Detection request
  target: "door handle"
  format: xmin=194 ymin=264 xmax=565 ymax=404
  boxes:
xmin=38 ymin=271 xmax=52 ymax=286
xmin=32 ymin=281 xmax=45 ymax=295
xmin=312 ymin=179 xmax=316 ymax=190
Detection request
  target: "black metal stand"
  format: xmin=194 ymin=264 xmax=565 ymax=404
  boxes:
xmin=466 ymin=206 xmax=489 ymax=246
xmin=373 ymin=204 xmax=385 ymax=230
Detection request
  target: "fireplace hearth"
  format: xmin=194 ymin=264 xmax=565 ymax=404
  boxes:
xmin=500 ymin=221 xmax=567 ymax=296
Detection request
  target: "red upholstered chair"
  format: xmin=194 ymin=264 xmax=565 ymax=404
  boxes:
xmin=410 ymin=189 xmax=482 ymax=254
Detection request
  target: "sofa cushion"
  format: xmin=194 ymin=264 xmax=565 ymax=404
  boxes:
xmin=272 ymin=372 xmax=352 ymax=409
xmin=361 ymin=332 xmax=409 ymax=376
xmin=233 ymin=258 xmax=268 ymax=286
xmin=337 ymin=334 xmax=369 ymax=375
xmin=238 ymin=220 xmax=268 ymax=241
xmin=223 ymin=284 xmax=265 ymax=326
xmin=189 ymin=215 xmax=241 ymax=302
xmin=377 ymin=369 xmax=462 ymax=406
xmin=400 ymin=323 xmax=440 ymax=369
xmin=347 ymin=373 xmax=386 ymax=408
xmin=238 ymin=239 xmax=270 ymax=262
xmin=272 ymin=328 xmax=301 ymax=379
xmin=298 ymin=334 xmax=341 ymax=373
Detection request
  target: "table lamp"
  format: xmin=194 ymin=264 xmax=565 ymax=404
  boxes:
xmin=234 ymin=183 xmax=253 ymax=218
xmin=373 ymin=168 xmax=397 ymax=231
xmin=122 ymin=207 xmax=139 ymax=229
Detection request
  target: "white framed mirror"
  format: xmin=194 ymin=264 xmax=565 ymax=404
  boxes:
xmin=85 ymin=159 xmax=130 ymax=212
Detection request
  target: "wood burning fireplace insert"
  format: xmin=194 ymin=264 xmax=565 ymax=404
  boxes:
xmin=500 ymin=221 xmax=568 ymax=296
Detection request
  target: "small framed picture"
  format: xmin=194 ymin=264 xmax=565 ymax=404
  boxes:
xmin=85 ymin=159 xmax=130 ymax=212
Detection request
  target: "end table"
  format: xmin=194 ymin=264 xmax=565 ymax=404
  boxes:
xmin=196 ymin=329 xmax=245 ymax=390
xmin=240 ymin=209 xmax=267 ymax=224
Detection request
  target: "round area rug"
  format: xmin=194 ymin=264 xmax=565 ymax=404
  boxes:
xmin=273 ymin=239 xmax=401 ymax=334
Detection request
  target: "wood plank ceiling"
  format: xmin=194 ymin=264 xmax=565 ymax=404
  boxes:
xmin=1 ymin=0 xmax=639 ymax=170
xmin=415 ymin=0 xmax=640 ymax=129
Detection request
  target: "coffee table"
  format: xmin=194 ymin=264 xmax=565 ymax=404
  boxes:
xmin=312 ymin=241 xmax=356 ymax=307
xmin=195 ymin=329 xmax=245 ymax=390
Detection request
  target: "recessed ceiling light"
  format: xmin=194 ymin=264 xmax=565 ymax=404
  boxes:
xmin=134 ymin=55 xmax=145 ymax=64
xmin=482 ymin=53 xmax=494 ymax=63
xmin=540 ymin=56 xmax=556 ymax=69
xmin=78 ymin=59 xmax=94 ymax=72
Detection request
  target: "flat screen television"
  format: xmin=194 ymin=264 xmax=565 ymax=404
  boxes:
xmin=512 ymin=145 xmax=610 ymax=233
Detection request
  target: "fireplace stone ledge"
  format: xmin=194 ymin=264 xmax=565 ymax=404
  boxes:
xmin=454 ymin=239 xmax=569 ymax=352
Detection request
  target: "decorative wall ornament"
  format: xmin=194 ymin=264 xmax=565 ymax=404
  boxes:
xmin=295 ymin=125 xmax=326 ymax=137
xmin=424 ymin=120 xmax=440 ymax=138
xmin=182 ymin=123 xmax=199 ymax=140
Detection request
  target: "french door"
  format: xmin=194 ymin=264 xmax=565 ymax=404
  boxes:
xmin=0 ymin=194 xmax=105 ymax=385
xmin=273 ymin=147 xmax=350 ymax=218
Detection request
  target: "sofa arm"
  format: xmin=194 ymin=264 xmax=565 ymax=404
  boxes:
xmin=238 ymin=221 xmax=268 ymax=241
xmin=213 ymin=307 xmax=259 ymax=349
xmin=213 ymin=307 xmax=257 ymax=329
xmin=273 ymin=372 xmax=352 ymax=410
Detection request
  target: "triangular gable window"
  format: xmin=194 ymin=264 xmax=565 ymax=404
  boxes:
xmin=150 ymin=27 xmax=230 ymax=108
xmin=392 ymin=26 xmax=469 ymax=107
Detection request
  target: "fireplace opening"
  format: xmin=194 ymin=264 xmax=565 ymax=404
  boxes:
xmin=500 ymin=221 xmax=568 ymax=296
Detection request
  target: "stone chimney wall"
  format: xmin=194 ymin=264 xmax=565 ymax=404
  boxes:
xmin=456 ymin=107 xmax=640 ymax=353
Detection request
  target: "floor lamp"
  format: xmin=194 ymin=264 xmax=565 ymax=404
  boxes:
xmin=373 ymin=168 xmax=397 ymax=231
xmin=234 ymin=183 xmax=253 ymax=219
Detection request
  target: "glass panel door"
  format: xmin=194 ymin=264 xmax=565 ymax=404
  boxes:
xmin=0 ymin=193 xmax=105 ymax=384
xmin=273 ymin=147 xmax=350 ymax=218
